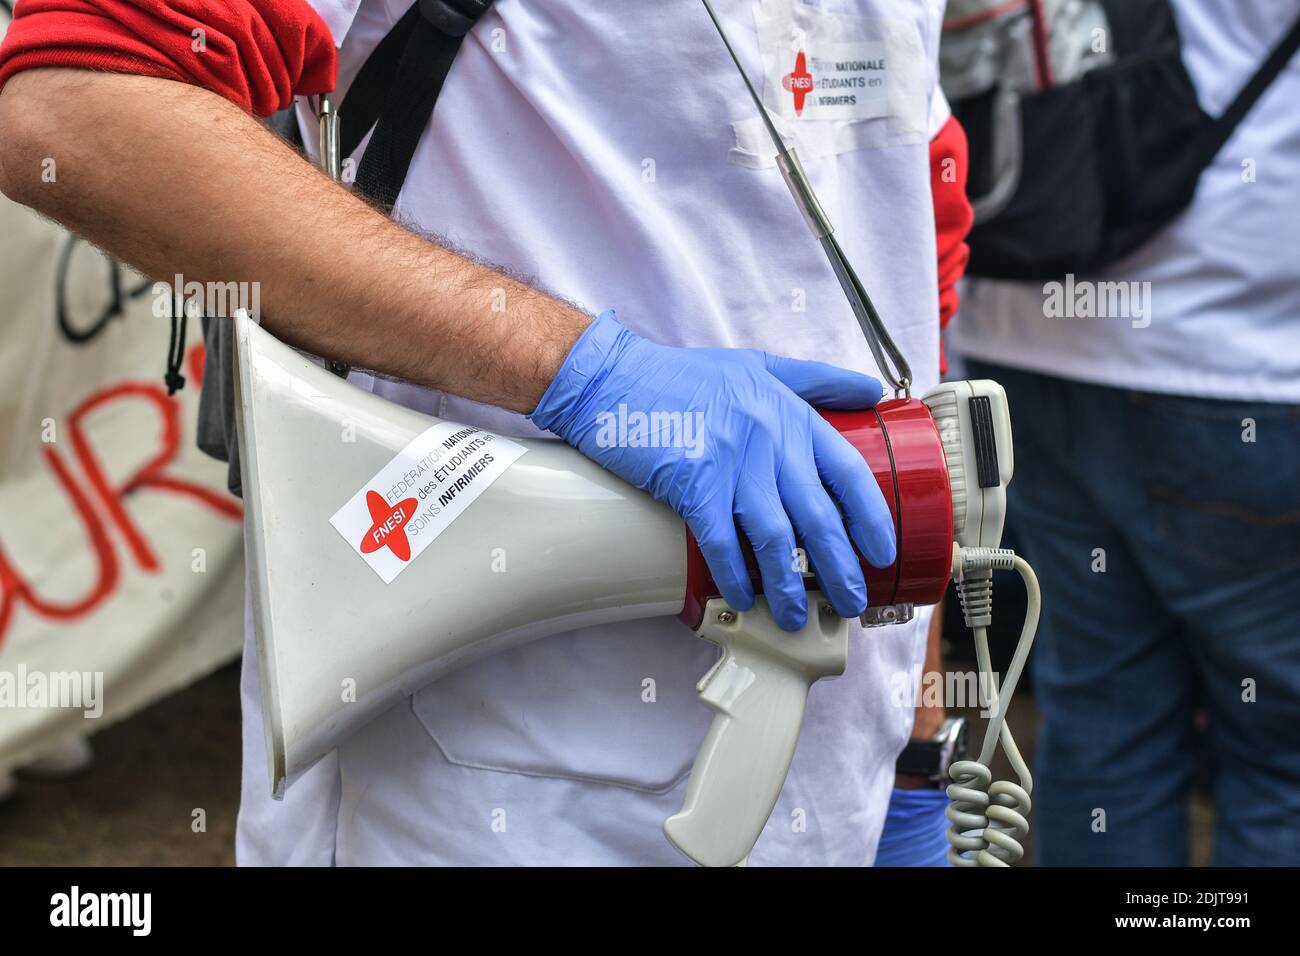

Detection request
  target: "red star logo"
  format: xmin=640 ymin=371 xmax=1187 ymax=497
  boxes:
xmin=359 ymin=490 xmax=419 ymax=562
xmin=782 ymin=51 xmax=814 ymax=117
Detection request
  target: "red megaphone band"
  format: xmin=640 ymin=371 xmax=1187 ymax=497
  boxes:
xmin=679 ymin=398 xmax=954 ymax=629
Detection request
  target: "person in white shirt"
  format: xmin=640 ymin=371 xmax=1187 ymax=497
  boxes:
xmin=950 ymin=0 xmax=1300 ymax=865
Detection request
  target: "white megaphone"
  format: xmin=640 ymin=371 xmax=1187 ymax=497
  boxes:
xmin=233 ymin=312 xmax=1015 ymax=867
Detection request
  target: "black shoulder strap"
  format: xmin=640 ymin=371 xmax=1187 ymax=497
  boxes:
xmin=1200 ymin=15 xmax=1300 ymax=163
xmin=340 ymin=0 xmax=495 ymax=208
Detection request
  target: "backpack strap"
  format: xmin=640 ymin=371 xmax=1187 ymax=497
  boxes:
xmin=340 ymin=0 xmax=495 ymax=208
xmin=323 ymin=0 xmax=493 ymax=377
xmin=1198 ymin=15 xmax=1300 ymax=166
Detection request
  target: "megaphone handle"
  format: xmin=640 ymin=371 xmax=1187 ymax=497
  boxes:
xmin=663 ymin=596 xmax=850 ymax=867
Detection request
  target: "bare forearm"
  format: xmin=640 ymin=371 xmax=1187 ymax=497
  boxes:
xmin=0 ymin=69 xmax=589 ymax=413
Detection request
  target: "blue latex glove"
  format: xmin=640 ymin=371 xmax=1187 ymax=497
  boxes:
xmin=530 ymin=310 xmax=896 ymax=631
xmin=874 ymin=787 xmax=952 ymax=867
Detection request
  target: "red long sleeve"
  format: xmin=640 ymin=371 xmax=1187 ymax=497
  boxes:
xmin=0 ymin=0 xmax=336 ymax=116
xmin=930 ymin=114 xmax=974 ymax=375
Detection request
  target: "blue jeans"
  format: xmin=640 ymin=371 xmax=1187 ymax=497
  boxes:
xmin=965 ymin=360 xmax=1300 ymax=866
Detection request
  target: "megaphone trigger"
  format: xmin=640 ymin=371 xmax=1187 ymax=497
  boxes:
xmin=665 ymin=594 xmax=851 ymax=868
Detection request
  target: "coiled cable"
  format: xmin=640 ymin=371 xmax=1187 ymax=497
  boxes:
xmin=946 ymin=551 xmax=1041 ymax=867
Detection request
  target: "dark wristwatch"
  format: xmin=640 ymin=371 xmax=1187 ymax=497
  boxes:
xmin=895 ymin=716 xmax=969 ymax=788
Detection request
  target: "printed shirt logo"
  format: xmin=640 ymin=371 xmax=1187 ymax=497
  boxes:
xmin=757 ymin=4 xmax=896 ymax=127
xmin=782 ymin=51 xmax=814 ymax=117
xmin=359 ymin=491 xmax=418 ymax=562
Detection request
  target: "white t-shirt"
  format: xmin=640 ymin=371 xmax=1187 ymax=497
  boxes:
xmin=237 ymin=0 xmax=950 ymax=866
xmin=950 ymin=0 xmax=1300 ymax=403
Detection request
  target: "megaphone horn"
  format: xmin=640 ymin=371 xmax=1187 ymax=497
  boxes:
xmin=233 ymin=314 xmax=965 ymax=866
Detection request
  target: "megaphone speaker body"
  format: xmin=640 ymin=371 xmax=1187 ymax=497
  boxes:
xmin=233 ymin=317 xmax=954 ymax=824
xmin=235 ymin=319 xmax=687 ymax=796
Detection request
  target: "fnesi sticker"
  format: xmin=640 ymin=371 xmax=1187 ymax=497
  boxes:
xmin=330 ymin=422 xmax=527 ymax=584
xmin=772 ymin=42 xmax=890 ymax=122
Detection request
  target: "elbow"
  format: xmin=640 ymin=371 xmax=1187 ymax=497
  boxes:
xmin=0 ymin=71 xmax=70 ymax=209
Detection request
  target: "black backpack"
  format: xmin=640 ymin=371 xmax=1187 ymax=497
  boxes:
xmin=940 ymin=0 xmax=1300 ymax=280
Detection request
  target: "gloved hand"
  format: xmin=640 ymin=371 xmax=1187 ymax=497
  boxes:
xmin=530 ymin=310 xmax=896 ymax=631
xmin=874 ymin=787 xmax=952 ymax=867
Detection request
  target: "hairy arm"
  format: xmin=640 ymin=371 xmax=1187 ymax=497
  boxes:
xmin=0 ymin=68 xmax=590 ymax=413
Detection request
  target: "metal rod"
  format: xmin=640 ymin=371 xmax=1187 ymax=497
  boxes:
xmin=699 ymin=0 xmax=912 ymax=398
xmin=316 ymin=93 xmax=351 ymax=379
